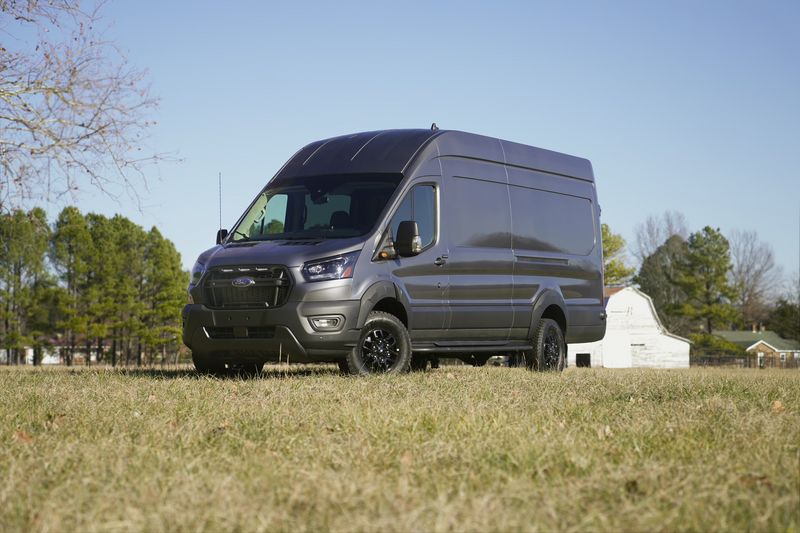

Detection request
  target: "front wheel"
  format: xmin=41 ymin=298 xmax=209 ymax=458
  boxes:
xmin=346 ymin=311 xmax=411 ymax=375
xmin=192 ymin=351 xmax=227 ymax=376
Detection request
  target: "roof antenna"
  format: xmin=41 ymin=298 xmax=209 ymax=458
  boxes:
xmin=431 ymin=122 xmax=439 ymax=131
xmin=218 ymin=171 xmax=222 ymax=230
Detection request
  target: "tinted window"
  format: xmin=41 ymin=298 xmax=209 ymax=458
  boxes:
xmin=231 ymin=174 xmax=402 ymax=241
xmin=451 ymin=177 xmax=511 ymax=248
xmin=247 ymin=194 xmax=287 ymax=236
xmin=390 ymin=185 xmax=436 ymax=248
xmin=510 ymin=185 xmax=595 ymax=255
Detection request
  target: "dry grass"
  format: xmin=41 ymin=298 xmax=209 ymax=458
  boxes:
xmin=0 ymin=365 xmax=798 ymax=532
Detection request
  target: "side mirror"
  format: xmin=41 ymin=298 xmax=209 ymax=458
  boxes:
xmin=216 ymin=228 xmax=228 ymax=244
xmin=395 ymin=221 xmax=422 ymax=257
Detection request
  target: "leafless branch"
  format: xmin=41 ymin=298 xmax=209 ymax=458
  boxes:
xmin=1 ymin=0 xmax=166 ymax=211
xmin=729 ymin=229 xmax=783 ymax=325
xmin=633 ymin=210 xmax=688 ymax=264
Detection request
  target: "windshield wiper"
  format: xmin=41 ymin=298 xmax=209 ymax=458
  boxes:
xmin=231 ymin=230 xmax=251 ymax=241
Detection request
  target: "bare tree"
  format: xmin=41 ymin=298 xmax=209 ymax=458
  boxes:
xmin=633 ymin=211 xmax=688 ymax=264
xmin=729 ymin=229 xmax=782 ymax=327
xmin=1 ymin=0 xmax=163 ymax=211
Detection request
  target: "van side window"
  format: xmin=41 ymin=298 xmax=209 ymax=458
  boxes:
xmin=509 ymin=185 xmax=595 ymax=255
xmin=391 ymin=185 xmax=436 ymax=248
xmin=451 ymin=177 xmax=511 ymax=248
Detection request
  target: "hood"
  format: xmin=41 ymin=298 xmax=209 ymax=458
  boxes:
xmin=196 ymin=237 xmax=366 ymax=269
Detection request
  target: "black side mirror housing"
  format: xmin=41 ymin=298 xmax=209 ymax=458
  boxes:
xmin=395 ymin=221 xmax=422 ymax=257
xmin=216 ymin=228 xmax=228 ymax=244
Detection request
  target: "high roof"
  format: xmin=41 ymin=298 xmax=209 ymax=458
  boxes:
xmin=715 ymin=330 xmax=800 ymax=351
xmin=272 ymin=129 xmax=594 ymax=182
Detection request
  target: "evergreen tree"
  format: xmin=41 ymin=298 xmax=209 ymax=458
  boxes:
xmin=768 ymin=299 xmax=799 ymax=341
xmin=84 ymin=213 xmax=118 ymax=364
xmin=601 ymin=223 xmax=634 ymax=286
xmin=51 ymin=207 xmax=93 ymax=365
xmin=0 ymin=209 xmax=51 ymax=364
xmin=0 ymin=206 xmax=187 ymax=366
xmin=673 ymin=226 xmax=739 ymax=334
xmin=143 ymin=228 xmax=187 ymax=365
xmin=635 ymin=235 xmax=692 ymax=336
xmin=110 ymin=216 xmax=148 ymax=366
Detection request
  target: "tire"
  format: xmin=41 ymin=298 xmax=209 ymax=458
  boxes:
xmin=529 ymin=318 xmax=566 ymax=372
xmin=346 ymin=311 xmax=412 ymax=375
xmin=192 ymin=352 xmax=262 ymax=377
xmin=228 ymin=362 xmax=264 ymax=378
xmin=192 ymin=351 xmax=227 ymax=376
xmin=410 ymin=355 xmax=428 ymax=372
xmin=509 ymin=352 xmax=528 ymax=368
xmin=470 ymin=355 xmax=489 ymax=367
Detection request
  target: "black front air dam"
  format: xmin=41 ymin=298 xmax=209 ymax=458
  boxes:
xmin=182 ymin=301 xmax=361 ymax=363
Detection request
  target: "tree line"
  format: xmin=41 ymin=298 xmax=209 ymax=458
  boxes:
xmin=603 ymin=212 xmax=799 ymax=354
xmin=0 ymin=207 xmax=187 ymax=365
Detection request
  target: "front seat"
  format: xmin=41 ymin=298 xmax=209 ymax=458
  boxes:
xmin=329 ymin=211 xmax=351 ymax=230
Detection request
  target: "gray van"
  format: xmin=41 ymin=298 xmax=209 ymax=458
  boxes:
xmin=182 ymin=128 xmax=606 ymax=375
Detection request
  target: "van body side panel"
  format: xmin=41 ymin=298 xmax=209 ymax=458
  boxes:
xmin=505 ymin=165 xmax=604 ymax=342
xmin=500 ymin=139 xmax=594 ymax=181
xmin=441 ymin=156 xmax=514 ymax=340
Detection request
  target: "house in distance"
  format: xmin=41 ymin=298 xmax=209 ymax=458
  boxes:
xmin=567 ymin=287 xmax=690 ymax=368
xmin=715 ymin=329 xmax=800 ymax=368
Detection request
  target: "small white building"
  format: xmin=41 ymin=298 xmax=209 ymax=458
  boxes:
xmin=0 ymin=348 xmax=61 ymax=365
xmin=568 ymin=287 xmax=690 ymax=368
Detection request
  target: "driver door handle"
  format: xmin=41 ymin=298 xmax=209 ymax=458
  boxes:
xmin=433 ymin=255 xmax=448 ymax=266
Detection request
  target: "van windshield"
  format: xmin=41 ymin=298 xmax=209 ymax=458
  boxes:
xmin=229 ymin=174 xmax=403 ymax=242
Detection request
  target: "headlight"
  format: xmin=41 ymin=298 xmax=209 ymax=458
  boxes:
xmin=301 ymin=252 xmax=359 ymax=282
xmin=190 ymin=261 xmax=205 ymax=285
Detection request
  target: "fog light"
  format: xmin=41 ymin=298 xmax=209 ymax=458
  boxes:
xmin=309 ymin=315 xmax=344 ymax=331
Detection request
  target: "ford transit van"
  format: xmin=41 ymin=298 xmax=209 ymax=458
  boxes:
xmin=182 ymin=129 xmax=606 ymax=375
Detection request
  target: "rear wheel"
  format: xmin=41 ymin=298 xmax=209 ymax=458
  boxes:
xmin=470 ymin=355 xmax=489 ymax=367
xmin=346 ymin=311 xmax=411 ymax=375
xmin=530 ymin=318 xmax=566 ymax=372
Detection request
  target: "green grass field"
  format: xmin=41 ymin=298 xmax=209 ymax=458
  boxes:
xmin=1 ymin=365 xmax=798 ymax=532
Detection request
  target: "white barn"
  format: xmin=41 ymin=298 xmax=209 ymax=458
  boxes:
xmin=568 ymin=287 xmax=690 ymax=368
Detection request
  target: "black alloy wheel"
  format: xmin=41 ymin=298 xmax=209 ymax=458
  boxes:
xmin=346 ymin=311 xmax=411 ymax=375
xmin=531 ymin=318 xmax=566 ymax=372
xmin=361 ymin=328 xmax=399 ymax=371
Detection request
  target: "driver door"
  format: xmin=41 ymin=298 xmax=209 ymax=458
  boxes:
xmin=387 ymin=179 xmax=449 ymax=340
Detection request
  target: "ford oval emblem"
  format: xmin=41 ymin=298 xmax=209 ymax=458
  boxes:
xmin=231 ymin=276 xmax=255 ymax=288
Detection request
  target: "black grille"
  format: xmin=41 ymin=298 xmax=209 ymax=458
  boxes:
xmin=203 ymin=266 xmax=291 ymax=309
xmin=205 ymin=327 xmax=275 ymax=339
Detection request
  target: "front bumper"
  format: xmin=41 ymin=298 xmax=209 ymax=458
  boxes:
xmin=182 ymin=299 xmax=361 ymax=363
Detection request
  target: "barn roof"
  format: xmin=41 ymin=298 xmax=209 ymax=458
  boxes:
xmin=606 ymin=286 xmax=691 ymax=344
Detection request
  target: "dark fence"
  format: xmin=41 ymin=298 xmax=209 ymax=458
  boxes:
xmin=691 ymin=355 xmax=800 ymax=369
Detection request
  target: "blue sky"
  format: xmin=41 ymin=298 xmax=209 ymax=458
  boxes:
xmin=61 ymin=1 xmax=799 ymax=278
